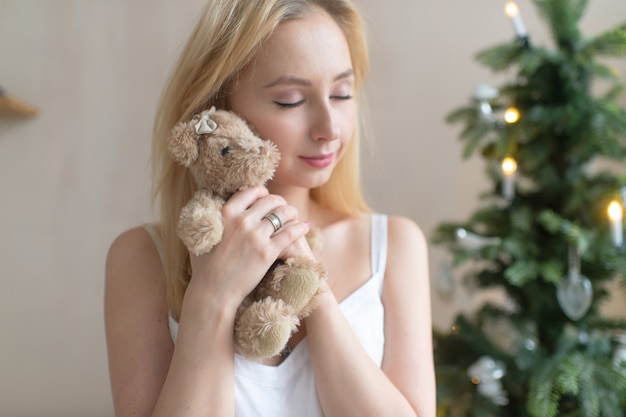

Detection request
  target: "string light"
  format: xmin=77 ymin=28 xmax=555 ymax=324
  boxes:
xmin=501 ymin=157 xmax=517 ymax=201
xmin=504 ymin=107 xmax=520 ymax=124
xmin=505 ymin=2 xmax=528 ymax=38
xmin=501 ymin=158 xmax=517 ymax=175
xmin=608 ymin=200 xmax=623 ymax=247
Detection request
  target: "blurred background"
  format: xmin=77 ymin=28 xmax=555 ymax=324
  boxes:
xmin=1 ymin=1 xmax=624 ymax=415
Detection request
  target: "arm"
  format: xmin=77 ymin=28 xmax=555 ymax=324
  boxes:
xmin=105 ymin=227 xmax=240 ymax=417
xmin=105 ymin=187 xmax=311 ymax=417
xmin=305 ymin=216 xmax=436 ymax=417
xmin=105 ymin=227 xmax=176 ymax=417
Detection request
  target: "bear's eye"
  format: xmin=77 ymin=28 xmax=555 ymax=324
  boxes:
xmin=221 ymin=146 xmax=230 ymax=156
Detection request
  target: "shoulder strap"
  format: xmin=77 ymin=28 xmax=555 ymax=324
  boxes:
xmin=370 ymin=214 xmax=388 ymax=277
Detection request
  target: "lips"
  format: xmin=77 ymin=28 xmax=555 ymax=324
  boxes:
xmin=299 ymin=153 xmax=334 ymax=168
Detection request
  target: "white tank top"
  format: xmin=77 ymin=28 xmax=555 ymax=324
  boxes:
xmin=160 ymin=214 xmax=388 ymax=417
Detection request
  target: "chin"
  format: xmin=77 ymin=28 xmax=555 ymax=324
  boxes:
xmin=281 ymin=173 xmax=332 ymax=190
xmin=304 ymin=175 xmax=332 ymax=190
xmin=273 ymin=164 xmax=334 ymax=189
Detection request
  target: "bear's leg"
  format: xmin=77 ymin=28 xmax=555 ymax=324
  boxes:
xmin=271 ymin=257 xmax=326 ymax=316
xmin=234 ymin=298 xmax=298 ymax=359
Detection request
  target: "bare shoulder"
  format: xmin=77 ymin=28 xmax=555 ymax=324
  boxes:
xmin=106 ymin=226 xmax=165 ymax=287
xmin=386 ymin=215 xmax=428 ymax=258
xmin=105 ymin=225 xmax=168 ymax=322
xmin=107 ymin=226 xmax=160 ymax=266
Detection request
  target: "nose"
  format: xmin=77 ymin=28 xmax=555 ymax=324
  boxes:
xmin=310 ymin=103 xmax=340 ymax=142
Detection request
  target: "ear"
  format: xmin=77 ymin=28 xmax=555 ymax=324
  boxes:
xmin=168 ymin=121 xmax=199 ymax=167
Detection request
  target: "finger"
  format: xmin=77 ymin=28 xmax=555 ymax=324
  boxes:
xmin=262 ymin=211 xmax=283 ymax=235
xmin=281 ymin=237 xmax=315 ymax=261
xmin=224 ymin=186 xmax=269 ymax=212
xmin=223 ymin=190 xmax=288 ymax=221
xmin=271 ymin=222 xmax=312 ymax=256
xmin=260 ymin=204 xmax=300 ymax=235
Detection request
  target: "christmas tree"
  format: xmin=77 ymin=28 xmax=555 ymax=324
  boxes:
xmin=432 ymin=1 xmax=626 ymax=416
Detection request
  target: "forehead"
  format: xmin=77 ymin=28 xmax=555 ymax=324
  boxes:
xmin=245 ymin=8 xmax=352 ymax=82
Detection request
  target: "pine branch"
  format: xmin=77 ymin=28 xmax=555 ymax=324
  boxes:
xmin=533 ymin=0 xmax=587 ymax=50
xmin=583 ymin=25 xmax=626 ymax=57
xmin=476 ymin=43 xmax=526 ymax=72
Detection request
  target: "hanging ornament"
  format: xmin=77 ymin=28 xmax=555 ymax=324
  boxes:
xmin=556 ymin=246 xmax=593 ymax=321
xmin=455 ymin=228 xmax=502 ymax=250
xmin=613 ymin=333 xmax=626 ymax=374
xmin=467 ymin=356 xmax=509 ymax=406
xmin=473 ymin=83 xmax=499 ymax=122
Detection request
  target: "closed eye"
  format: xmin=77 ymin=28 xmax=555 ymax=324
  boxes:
xmin=274 ymin=95 xmax=352 ymax=108
xmin=274 ymin=100 xmax=305 ymax=108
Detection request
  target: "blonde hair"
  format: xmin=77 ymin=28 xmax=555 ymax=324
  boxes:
xmin=152 ymin=0 xmax=370 ymax=319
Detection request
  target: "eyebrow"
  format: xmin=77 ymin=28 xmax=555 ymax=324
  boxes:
xmin=263 ymin=68 xmax=354 ymax=88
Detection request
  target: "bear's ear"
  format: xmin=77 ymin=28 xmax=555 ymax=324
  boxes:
xmin=168 ymin=108 xmax=219 ymax=166
xmin=168 ymin=121 xmax=199 ymax=167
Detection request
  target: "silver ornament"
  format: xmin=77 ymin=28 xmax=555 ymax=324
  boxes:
xmin=455 ymin=228 xmax=502 ymax=250
xmin=556 ymin=247 xmax=592 ymax=321
xmin=467 ymin=356 xmax=509 ymax=406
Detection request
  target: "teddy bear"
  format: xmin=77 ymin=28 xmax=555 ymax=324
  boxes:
xmin=168 ymin=106 xmax=326 ymax=360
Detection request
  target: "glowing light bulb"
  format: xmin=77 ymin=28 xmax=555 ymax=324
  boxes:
xmin=608 ymin=200 xmax=623 ymax=247
xmin=505 ymin=2 xmax=527 ymax=38
xmin=505 ymin=2 xmax=519 ymax=17
xmin=501 ymin=157 xmax=517 ymax=176
xmin=504 ymin=107 xmax=520 ymax=124
xmin=501 ymin=157 xmax=517 ymax=201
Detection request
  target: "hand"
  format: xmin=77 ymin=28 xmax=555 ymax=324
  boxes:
xmin=277 ymin=229 xmax=316 ymax=261
xmin=187 ymin=186 xmax=310 ymax=306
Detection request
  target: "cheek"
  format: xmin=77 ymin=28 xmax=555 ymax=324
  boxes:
xmin=340 ymin=107 xmax=357 ymax=142
xmin=247 ymin=115 xmax=300 ymax=150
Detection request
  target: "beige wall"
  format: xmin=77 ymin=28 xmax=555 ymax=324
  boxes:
xmin=1 ymin=1 xmax=624 ymax=416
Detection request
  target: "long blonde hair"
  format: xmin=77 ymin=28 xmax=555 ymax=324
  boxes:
xmin=152 ymin=0 xmax=370 ymax=320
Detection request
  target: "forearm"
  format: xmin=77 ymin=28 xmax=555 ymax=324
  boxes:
xmin=151 ymin=284 xmax=239 ymax=417
xmin=306 ymin=293 xmax=418 ymax=417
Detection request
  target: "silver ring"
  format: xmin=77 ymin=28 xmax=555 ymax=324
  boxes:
xmin=263 ymin=212 xmax=283 ymax=233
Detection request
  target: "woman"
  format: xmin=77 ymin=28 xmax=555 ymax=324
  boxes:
xmin=105 ymin=0 xmax=435 ymax=416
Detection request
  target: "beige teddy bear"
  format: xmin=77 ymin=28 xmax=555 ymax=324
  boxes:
xmin=168 ymin=107 xmax=326 ymax=359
